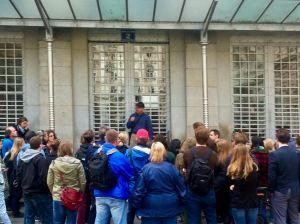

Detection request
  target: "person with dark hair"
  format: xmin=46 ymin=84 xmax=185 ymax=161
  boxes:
xmin=269 ymin=128 xmax=300 ymax=224
xmin=126 ymin=102 xmax=153 ymax=148
xmin=126 ymin=129 xmax=151 ymax=224
xmin=209 ymin=129 xmax=220 ymax=143
xmin=16 ymin=136 xmax=52 ymax=224
xmin=43 ymin=130 xmax=57 ymax=155
xmin=95 ymin=125 xmax=109 ymax=146
xmin=1 ymin=127 xmax=18 ymax=158
xmin=16 ymin=130 xmax=36 ymax=166
xmin=76 ymin=130 xmax=97 ymax=224
xmin=193 ymin=122 xmax=205 ymax=133
xmin=297 ymin=135 xmax=300 ymax=151
xmin=13 ymin=117 xmax=29 ymax=139
xmin=184 ymin=127 xmax=218 ymax=224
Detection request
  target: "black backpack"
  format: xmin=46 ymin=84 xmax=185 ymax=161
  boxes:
xmin=189 ymin=148 xmax=214 ymax=196
xmin=88 ymin=148 xmax=118 ymax=191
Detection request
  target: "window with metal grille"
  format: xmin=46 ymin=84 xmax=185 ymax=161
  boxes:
xmin=0 ymin=42 xmax=23 ymax=137
xmin=232 ymin=45 xmax=266 ymax=137
xmin=90 ymin=43 xmax=169 ymax=135
xmin=274 ymin=46 xmax=300 ymax=137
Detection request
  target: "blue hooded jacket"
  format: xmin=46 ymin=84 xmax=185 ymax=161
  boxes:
xmin=94 ymin=143 xmax=134 ymax=200
xmin=132 ymin=161 xmax=186 ymax=217
xmin=126 ymin=145 xmax=150 ymax=179
xmin=1 ymin=138 xmax=13 ymax=158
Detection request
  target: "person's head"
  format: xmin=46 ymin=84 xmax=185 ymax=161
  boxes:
xmin=231 ymin=132 xmax=248 ymax=146
xmin=195 ymin=127 xmax=210 ymax=145
xmin=105 ymin=129 xmax=119 ymax=145
xmin=181 ymin=138 xmax=196 ymax=152
xmin=50 ymin=139 xmax=60 ymax=152
xmin=209 ymin=129 xmax=220 ymax=142
xmin=264 ymin=138 xmax=275 ymax=151
xmin=251 ymin=136 xmax=264 ymax=150
xmin=99 ymin=125 xmax=109 ymax=141
xmin=296 ymin=135 xmax=300 ymax=149
xmin=136 ymin=129 xmax=149 ymax=146
xmin=169 ymin=139 xmax=181 ymax=155
xmin=29 ymin=136 xmax=42 ymax=150
xmin=153 ymin=134 xmax=168 ymax=150
xmin=227 ymin=143 xmax=257 ymax=179
xmin=10 ymin=137 xmax=25 ymax=161
xmin=135 ymin=102 xmax=145 ymax=115
xmin=58 ymin=140 xmax=73 ymax=157
xmin=118 ymin=132 xmax=129 ymax=147
xmin=276 ymin=128 xmax=290 ymax=144
xmin=4 ymin=126 xmax=17 ymax=139
xmin=45 ymin=130 xmax=57 ymax=143
xmin=80 ymin=130 xmax=95 ymax=144
xmin=17 ymin=117 xmax=28 ymax=129
xmin=193 ymin=122 xmax=205 ymax=133
xmin=150 ymin=142 xmax=167 ymax=164
xmin=24 ymin=130 xmax=37 ymax=144
xmin=216 ymin=139 xmax=232 ymax=166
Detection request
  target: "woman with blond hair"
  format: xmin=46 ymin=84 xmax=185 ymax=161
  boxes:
xmin=132 ymin=142 xmax=186 ymax=224
xmin=214 ymin=139 xmax=232 ymax=224
xmin=227 ymin=144 xmax=259 ymax=224
xmin=4 ymin=137 xmax=24 ymax=218
xmin=47 ymin=141 xmax=86 ymax=224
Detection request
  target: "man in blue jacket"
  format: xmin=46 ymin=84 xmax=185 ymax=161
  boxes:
xmin=269 ymin=128 xmax=300 ymax=224
xmin=126 ymin=128 xmax=151 ymax=224
xmin=1 ymin=126 xmax=18 ymax=158
xmin=94 ymin=129 xmax=133 ymax=224
xmin=126 ymin=102 xmax=153 ymax=148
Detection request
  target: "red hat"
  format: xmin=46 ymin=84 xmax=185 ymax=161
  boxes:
xmin=136 ymin=129 xmax=149 ymax=140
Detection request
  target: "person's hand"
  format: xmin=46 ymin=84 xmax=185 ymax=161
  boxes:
xmin=130 ymin=116 xmax=135 ymax=122
xmin=230 ymin=185 xmax=235 ymax=191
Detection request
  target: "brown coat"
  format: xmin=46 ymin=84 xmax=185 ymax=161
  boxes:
xmin=183 ymin=146 xmax=218 ymax=182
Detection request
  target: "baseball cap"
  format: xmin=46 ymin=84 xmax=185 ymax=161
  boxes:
xmin=136 ymin=129 xmax=149 ymax=140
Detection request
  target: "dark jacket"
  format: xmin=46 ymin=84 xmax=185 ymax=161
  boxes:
xmin=43 ymin=146 xmax=58 ymax=167
xmin=13 ymin=124 xmax=28 ymax=139
xmin=126 ymin=113 xmax=153 ymax=139
xmin=117 ymin=144 xmax=129 ymax=154
xmin=16 ymin=149 xmax=50 ymax=198
xmin=132 ymin=161 xmax=186 ymax=218
xmin=228 ymin=165 xmax=259 ymax=209
xmin=252 ymin=148 xmax=269 ymax=187
xmin=268 ymin=146 xmax=300 ymax=196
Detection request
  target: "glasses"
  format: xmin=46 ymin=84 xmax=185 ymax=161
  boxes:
xmin=49 ymin=135 xmax=54 ymax=138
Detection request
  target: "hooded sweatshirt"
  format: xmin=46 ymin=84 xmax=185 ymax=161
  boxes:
xmin=47 ymin=156 xmax=86 ymax=201
xmin=16 ymin=148 xmax=50 ymax=198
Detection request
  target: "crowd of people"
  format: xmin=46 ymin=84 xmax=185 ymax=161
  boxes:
xmin=0 ymin=102 xmax=300 ymax=224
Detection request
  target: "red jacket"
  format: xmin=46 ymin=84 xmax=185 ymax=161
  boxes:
xmin=253 ymin=149 xmax=269 ymax=187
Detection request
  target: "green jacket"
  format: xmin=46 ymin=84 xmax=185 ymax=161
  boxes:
xmin=47 ymin=156 xmax=86 ymax=201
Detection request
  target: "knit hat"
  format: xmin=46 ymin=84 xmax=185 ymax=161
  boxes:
xmin=136 ymin=129 xmax=149 ymax=141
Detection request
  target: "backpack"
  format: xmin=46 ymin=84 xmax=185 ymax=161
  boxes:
xmin=189 ymin=148 xmax=214 ymax=196
xmin=89 ymin=149 xmax=118 ymax=191
xmin=76 ymin=144 xmax=97 ymax=183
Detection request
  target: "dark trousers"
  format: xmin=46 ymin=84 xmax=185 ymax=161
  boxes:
xmin=127 ymin=201 xmax=136 ymax=224
xmin=272 ymin=191 xmax=300 ymax=224
xmin=24 ymin=194 xmax=53 ymax=224
xmin=187 ymin=188 xmax=217 ymax=224
xmin=141 ymin=217 xmax=177 ymax=224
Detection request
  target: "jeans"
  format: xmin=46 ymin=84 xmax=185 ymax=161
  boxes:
xmin=127 ymin=200 xmax=137 ymax=224
xmin=95 ymin=197 xmax=128 ymax=224
xmin=272 ymin=191 xmax=300 ymax=224
xmin=231 ymin=208 xmax=258 ymax=224
xmin=187 ymin=188 xmax=217 ymax=224
xmin=24 ymin=194 xmax=53 ymax=224
xmin=141 ymin=216 xmax=177 ymax=224
xmin=53 ymin=200 xmax=78 ymax=224
xmin=0 ymin=190 xmax=11 ymax=224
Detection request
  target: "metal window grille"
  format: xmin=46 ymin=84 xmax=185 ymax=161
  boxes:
xmin=274 ymin=46 xmax=300 ymax=137
xmin=0 ymin=42 xmax=23 ymax=138
xmin=90 ymin=43 xmax=169 ymax=135
xmin=232 ymin=45 xmax=266 ymax=137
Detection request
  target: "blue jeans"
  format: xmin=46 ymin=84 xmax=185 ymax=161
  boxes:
xmin=231 ymin=208 xmax=258 ymax=224
xmin=53 ymin=200 xmax=78 ymax=224
xmin=0 ymin=190 xmax=11 ymax=224
xmin=141 ymin=216 xmax=177 ymax=224
xmin=24 ymin=194 xmax=53 ymax=224
xmin=187 ymin=188 xmax=217 ymax=224
xmin=95 ymin=197 xmax=128 ymax=224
